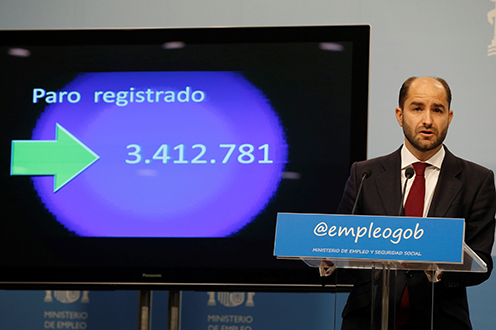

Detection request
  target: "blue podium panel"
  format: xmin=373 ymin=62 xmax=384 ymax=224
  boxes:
xmin=274 ymin=213 xmax=465 ymax=264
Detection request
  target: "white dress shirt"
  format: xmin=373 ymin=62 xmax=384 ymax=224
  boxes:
xmin=400 ymin=145 xmax=446 ymax=217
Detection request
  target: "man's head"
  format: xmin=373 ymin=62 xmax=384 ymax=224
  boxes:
xmin=395 ymin=76 xmax=454 ymax=161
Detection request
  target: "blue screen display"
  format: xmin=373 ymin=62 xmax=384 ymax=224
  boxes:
xmin=23 ymin=71 xmax=287 ymax=237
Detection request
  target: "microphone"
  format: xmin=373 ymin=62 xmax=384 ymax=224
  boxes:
xmin=351 ymin=167 xmax=372 ymax=215
xmin=321 ymin=167 xmax=370 ymax=286
xmin=399 ymin=167 xmax=415 ymax=216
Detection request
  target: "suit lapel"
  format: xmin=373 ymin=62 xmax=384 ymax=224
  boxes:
xmin=428 ymin=148 xmax=463 ymax=217
xmin=375 ymin=148 xmax=403 ymax=216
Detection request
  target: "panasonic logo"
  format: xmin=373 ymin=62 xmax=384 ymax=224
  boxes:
xmin=142 ymin=273 xmax=163 ymax=278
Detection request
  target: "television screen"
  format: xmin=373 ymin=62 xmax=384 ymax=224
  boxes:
xmin=0 ymin=25 xmax=369 ymax=289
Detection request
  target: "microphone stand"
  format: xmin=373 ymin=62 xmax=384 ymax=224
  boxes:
xmin=381 ymin=167 xmax=414 ymax=329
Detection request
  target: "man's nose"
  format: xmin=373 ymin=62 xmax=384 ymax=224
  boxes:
xmin=422 ymin=111 xmax=433 ymax=126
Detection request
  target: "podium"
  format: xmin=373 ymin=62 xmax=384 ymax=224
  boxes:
xmin=274 ymin=213 xmax=488 ymax=330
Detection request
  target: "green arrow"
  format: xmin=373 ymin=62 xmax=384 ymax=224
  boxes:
xmin=11 ymin=123 xmax=100 ymax=192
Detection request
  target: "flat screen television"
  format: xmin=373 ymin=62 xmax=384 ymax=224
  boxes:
xmin=0 ymin=25 xmax=369 ymax=290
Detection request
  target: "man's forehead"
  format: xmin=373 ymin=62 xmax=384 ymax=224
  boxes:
xmin=410 ymin=77 xmax=445 ymax=90
xmin=406 ymin=78 xmax=449 ymax=104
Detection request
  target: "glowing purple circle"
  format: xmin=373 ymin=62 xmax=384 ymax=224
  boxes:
xmin=31 ymin=72 xmax=288 ymax=237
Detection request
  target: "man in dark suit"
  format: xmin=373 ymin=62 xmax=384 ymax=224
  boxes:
xmin=338 ymin=76 xmax=496 ymax=330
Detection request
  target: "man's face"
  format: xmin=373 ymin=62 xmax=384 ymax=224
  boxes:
xmin=395 ymin=77 xmax=453 ymax=161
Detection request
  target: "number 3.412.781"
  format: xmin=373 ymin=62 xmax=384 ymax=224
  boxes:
xmin=125 ymin=143 xmax=273 ymax=165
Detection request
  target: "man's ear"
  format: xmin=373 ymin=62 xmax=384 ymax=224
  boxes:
xmin=395 ymin=107 xmax=403 ymax=127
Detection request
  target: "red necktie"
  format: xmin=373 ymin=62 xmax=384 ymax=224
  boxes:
xmin=396 ymin=162 xmax=428 ymax=329
xmin=404 ymin=162 xmax=428 ymax=217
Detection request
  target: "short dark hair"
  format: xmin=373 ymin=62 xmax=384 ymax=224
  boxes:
xmin=398 ymin=76 xmax=452 ymax=109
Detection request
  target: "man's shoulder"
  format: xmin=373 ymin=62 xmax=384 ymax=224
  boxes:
xmin=352 ymin=148 xmax=401 ymax=171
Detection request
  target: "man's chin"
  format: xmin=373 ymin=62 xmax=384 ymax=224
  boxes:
xmin=413 ymin=141 xmax=440 ymax=153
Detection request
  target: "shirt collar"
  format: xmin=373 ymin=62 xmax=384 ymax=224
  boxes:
xmin=401 ymin=144 xmax=445 ymax=170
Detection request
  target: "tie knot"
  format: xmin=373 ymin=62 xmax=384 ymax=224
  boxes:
xmin=413 ymin=162 xmax=428 ymax=176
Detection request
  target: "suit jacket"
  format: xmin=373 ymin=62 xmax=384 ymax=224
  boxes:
xmin=338 ymin=146 xmax=496 ymax=330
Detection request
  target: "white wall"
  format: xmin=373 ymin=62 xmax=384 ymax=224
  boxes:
xmin=1 ymin=3 xmax=496 ymax=328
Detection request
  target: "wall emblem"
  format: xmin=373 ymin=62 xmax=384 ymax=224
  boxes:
xmin=207 ymin=292 xmax=255 ymax=307
xmin=44 ymin=291 xmax=90 ymax=304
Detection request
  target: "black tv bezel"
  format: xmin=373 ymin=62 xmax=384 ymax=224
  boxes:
xmin=0 ymin=25 xmax=369 ymax=291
